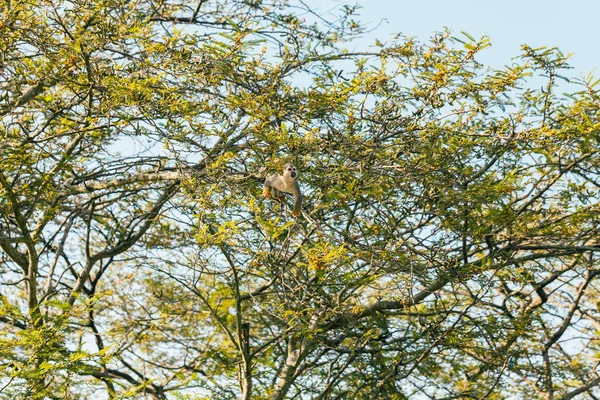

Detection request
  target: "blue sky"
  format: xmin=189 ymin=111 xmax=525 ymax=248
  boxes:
xmin=322 ymin=0 xmax=599 ymax=76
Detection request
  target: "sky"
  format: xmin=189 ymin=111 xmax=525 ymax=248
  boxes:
xmin=317 ymin=0 xmax=599 ymax=77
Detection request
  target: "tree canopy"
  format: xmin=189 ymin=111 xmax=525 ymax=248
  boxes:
xmin=2 ymin=0 xmax=600 ymax=399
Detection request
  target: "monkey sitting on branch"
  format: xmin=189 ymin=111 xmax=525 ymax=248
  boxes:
xmin=263 ymin=162 xmax=303 ymax=218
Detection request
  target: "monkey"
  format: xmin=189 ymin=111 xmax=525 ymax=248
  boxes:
xmin=263 ymin=162 xmax=303 ymax=218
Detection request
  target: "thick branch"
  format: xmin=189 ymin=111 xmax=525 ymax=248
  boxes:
xmin=561 ymin=376 xmax=600 ymax=400
xmin=319 ymin=248 xmax=597 ymax=332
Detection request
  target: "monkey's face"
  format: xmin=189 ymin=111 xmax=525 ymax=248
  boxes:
xmin=283 ymin=163 xmax=298 ymax=179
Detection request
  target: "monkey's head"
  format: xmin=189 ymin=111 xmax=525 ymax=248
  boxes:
xmin=282 ymin=163 xmax=298 ymax=179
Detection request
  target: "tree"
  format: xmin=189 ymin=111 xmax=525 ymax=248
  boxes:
xmin=1 ymin=0 xmax=600 ymax=399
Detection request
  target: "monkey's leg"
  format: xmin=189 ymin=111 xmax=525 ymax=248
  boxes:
xmin=263 ymin=184 xmax=272 ymax=198
xmin=271 ymin=188 xmax=284 ymax=203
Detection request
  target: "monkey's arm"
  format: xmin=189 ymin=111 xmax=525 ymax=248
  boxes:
xmin=291 ymin=184 xmax=303 ymax=218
